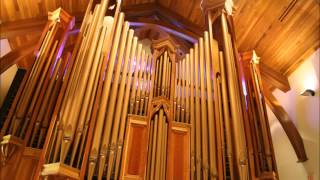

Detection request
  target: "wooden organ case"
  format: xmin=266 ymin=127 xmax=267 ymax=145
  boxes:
xmin=121 ymin=38 xmax=191 ymax=180
xmin=0 ymin=0 xmax=278 ymax=180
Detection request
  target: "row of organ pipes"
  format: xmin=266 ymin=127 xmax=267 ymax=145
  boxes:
xmin=154 ymin=51 xmax=172 ymax=98
xmin=146 ymin=108 xmax=169 ymax=180
xmin=0 ymin=0 xmax=278 ymax=180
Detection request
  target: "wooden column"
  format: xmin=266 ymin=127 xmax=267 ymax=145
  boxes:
xmin=240 ymin=51 xmax=278 ymax=179
xmin=0 ymin=8 xmax=75 ymax=180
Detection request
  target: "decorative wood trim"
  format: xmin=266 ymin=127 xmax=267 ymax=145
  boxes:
xmin=167 ymin=121 xmax=191 ymax=180
xmin=121 ymin=115 xmax=149 ymax=180
xmin=41 ymin=163 xmax=80 ymax=179
xmin=152 ymin=38 xmax=179 ymax=54
xmin=240 ymin=50 xmax=279 ymax=179
xmin=129 ymin=19 xmax=198 ymax=43
xmin=260 ymin=62 xmax=291 ymax=93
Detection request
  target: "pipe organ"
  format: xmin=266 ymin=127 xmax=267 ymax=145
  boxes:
xmin=0 ymin=0 xmax=278 ymax=180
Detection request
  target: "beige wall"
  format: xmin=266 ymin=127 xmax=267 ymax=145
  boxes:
xmin=0 ymin=39 xmax=18 ymax=107
xmin=267 ymin=48 xmax=320 ymax=180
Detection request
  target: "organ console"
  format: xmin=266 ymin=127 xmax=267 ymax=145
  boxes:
xmin=0 ymin=0 xmax=278 ymax=180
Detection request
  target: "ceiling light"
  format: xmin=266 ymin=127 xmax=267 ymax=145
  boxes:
xmin=300 ymin=89 xmax=315 ymax=96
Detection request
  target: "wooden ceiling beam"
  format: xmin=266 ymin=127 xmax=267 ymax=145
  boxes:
xmin=0 ymin=18 xmax=47 ymax=39
xmin=122 ymin=2 xmax=203 ymax=40
xmin=155 ymin=3 xmax=205 ymax=37
xmin=121 ymin=3 xmax=157 ymax=18
xmin=128 ymin=17 xmax=198 ymax=43
xmin=0 ymin=38 xmax=38 ymax=74
xmin=0 ymin=13 xmax=83 ymax=39
xmin=260 ymin=62 xmax=291 ymax=92
xmin=264 ymin=90 xmax=308 ymax=162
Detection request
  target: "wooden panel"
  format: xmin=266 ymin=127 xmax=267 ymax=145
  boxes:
xmin=0 ymin=146 xmax=41 ymax=180
xmin=167 ymin=122 xmax=190 ymax=180
xmin=16 ymin=148 xmax=42 ymax=180
xmin=121 ymin=115 xmax=149 ymax=180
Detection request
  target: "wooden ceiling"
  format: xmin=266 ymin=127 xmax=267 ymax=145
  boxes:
xmin=1 ymin=0 xmax=319 ymax=77
xmin=233 ymin=0 xmax=320 ymax=76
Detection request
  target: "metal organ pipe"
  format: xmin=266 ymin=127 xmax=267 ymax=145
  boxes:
xmin=0 ymin=1 xmax=278 ymax=180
